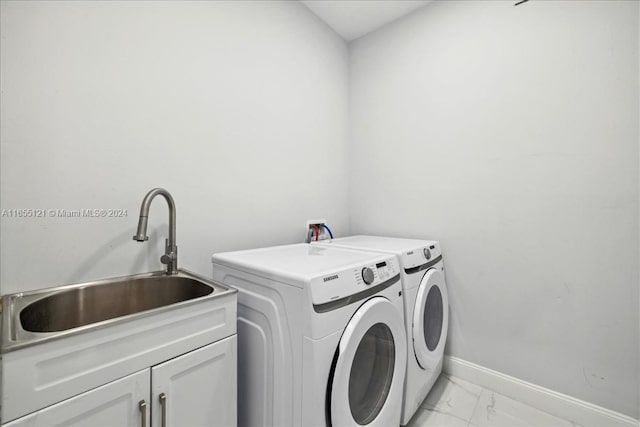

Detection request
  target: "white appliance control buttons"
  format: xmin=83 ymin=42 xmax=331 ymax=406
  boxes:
xmin=423 ymin=248 xmax=432 ymax=260
xmin=361 ymin=267 xmax=375 ymax=285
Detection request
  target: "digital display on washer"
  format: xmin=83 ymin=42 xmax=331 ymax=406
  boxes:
xmin=376 ymin=261 xmax=391 ymax=280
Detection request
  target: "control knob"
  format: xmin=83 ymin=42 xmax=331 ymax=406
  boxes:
xmin=423 ymin=248 xmax=432 ymax=260
xmin=361 ymin=267 xmax=374 ymax=285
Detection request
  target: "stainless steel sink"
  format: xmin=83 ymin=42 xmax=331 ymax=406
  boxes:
xmin=1 ymin=269 xmax=235 ymax=352
xmin=20 ymin=276 xmax=213 ymax=333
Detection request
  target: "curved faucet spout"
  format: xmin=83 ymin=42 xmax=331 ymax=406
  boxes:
xmin=133 ymin=188 xmax=178 ymax=274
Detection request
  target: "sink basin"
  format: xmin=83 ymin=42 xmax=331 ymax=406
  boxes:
xmin=1 ymin=269 xmax=234 ymax=352
xmin=20 ymin=276 xmax=213 ymax=333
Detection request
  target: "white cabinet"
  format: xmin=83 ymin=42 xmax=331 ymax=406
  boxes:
xmin=152 ymin=336 xmax=237 ymax=427
xmin=2 ymin=277 xmax=237 ymax=424
xmin=4 ymin=336 xmax=237 ymax=427
xmin=4 ymin=370 xmax=150 ymax=427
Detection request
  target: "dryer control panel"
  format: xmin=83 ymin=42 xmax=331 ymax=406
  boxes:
xmin=310 ymin=255 xmax=399 ymax=308
xmin=400 ymin=241 xmax=442 ymax=270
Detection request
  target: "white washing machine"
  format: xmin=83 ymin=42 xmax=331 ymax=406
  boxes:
xmin=211 ymin=243 xmax=407 ymax=427
xmin=315 ymin=236 xmax=449 ymax=426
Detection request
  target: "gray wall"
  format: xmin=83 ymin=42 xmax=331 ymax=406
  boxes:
xmin=0 ymin=0 xmax=349 ymax=295
xmin=349 ymin=0 xmax=639 ymax=418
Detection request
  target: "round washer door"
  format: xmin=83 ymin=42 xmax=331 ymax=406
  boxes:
xmin=330 ymin=297 xmax=407 ymax=426
xmin=412 ymin=268 xmax=449 ymax=370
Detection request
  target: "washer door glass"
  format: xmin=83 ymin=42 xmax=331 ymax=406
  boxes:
xmin=412 ymin=268 xmax=448 ymax=369
xmin=329 ymin=297 xmax=407 ymax=427
xmin=348 ymin=323 xmax=395 ymax=425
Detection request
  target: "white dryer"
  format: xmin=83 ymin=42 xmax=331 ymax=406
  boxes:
xmin=212 ymin=243 xmax=406 ymax=427
xmin=315 ymin=236 xmax=449 ymax=426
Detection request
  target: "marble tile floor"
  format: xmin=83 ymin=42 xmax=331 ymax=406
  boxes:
xmin=407 ymin=374 xmax=582 ymax=427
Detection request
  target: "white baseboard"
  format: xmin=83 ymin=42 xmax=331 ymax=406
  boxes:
xmin=443 ymin=356 xmax=639 ymax=427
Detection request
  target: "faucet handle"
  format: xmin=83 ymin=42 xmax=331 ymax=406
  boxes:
xmin=160 ymin=253 xmax=175 ymax=264
xmin=161 ymin=238 xmax=177 ymax=266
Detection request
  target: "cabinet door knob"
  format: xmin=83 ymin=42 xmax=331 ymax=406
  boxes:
xmin=138 ymin=400 xmax=147 ymax=427
xmin=159 ymin=392 xmax=167 ymax=427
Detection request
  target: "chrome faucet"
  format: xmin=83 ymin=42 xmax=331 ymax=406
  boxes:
xmin=133 ymin=188 xmax=178 ymax=275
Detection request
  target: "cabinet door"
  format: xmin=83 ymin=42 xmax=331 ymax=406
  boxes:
xmin=4 ymin=369 xmax=150 ymax=427
xmin=151 ymin=335 xmax=236 ymax=427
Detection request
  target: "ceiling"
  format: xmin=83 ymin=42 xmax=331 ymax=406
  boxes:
xmin=300 ymin=0 xmax=433 ymax=42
